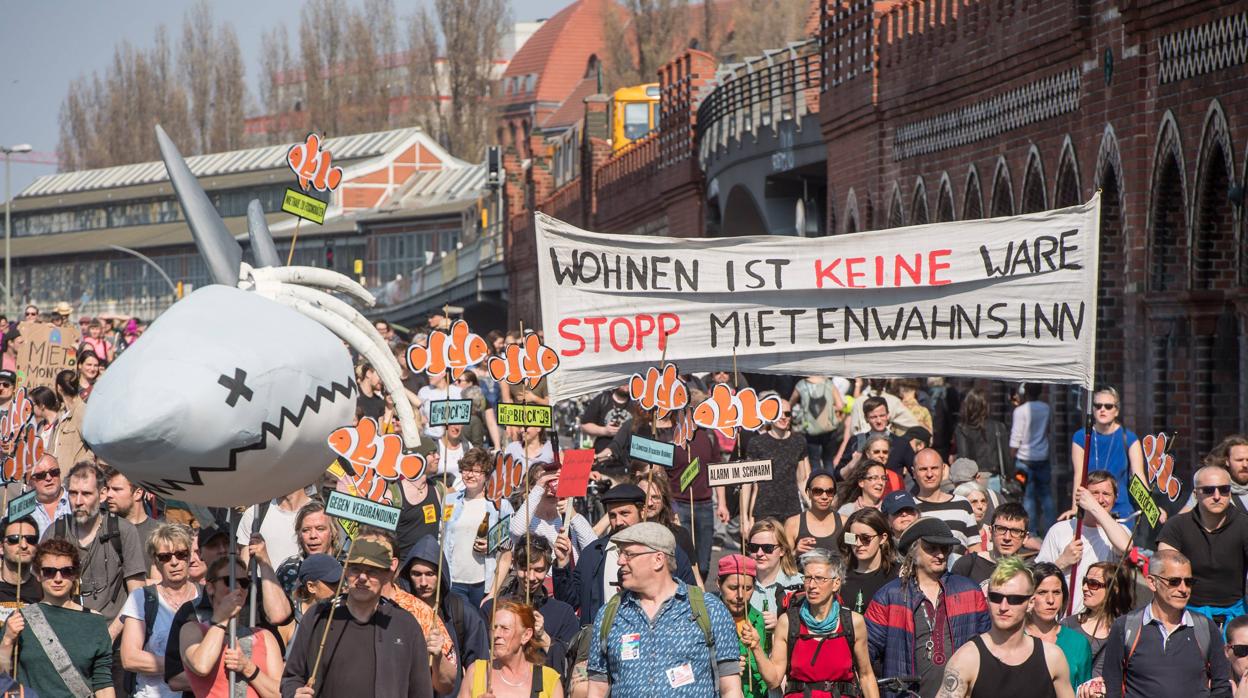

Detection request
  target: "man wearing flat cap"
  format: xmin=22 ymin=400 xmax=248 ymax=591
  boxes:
xmin=865 ymin=517 xmax=989 ymax=698
xmin=282 ymin=539 xmax=434 ymax=698
xmin=587 ymin=522 xmax=743 ymax=698
xmin=554 ymin=483 xmax=696 ymax=626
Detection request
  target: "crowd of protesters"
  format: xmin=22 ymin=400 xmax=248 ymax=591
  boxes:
xmin=0 ymin=308 xmax=1245 ymax=698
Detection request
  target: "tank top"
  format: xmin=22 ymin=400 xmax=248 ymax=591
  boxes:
xmin=785 ymin=617 xmax=856 ymax=698
xmin=969 ymin=636 xmax=1057 ymax=698
xmin=798 ymin=512 xmax=842 ymax=552
xmin=468 ymin=659 xmax=561 ymax=698
xmin=187 ymin=625 xmax=270 ymax=698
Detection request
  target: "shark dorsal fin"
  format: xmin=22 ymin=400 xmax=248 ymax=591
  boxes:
xmin=156 ymin=125 xmax=242 ymax=286
xmin=247 ymin=200 xmax=282 ymax=268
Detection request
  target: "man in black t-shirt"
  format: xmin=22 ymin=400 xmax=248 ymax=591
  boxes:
xmin=355 ymin=364 xmax=387 ymax=420
xmin=0 ymin=516 xmax=42 ymax=622
xmin=579 ymin=386 xmax=634 ymax=475
xmin=951 ymin=502 xmax=1029 ymax=586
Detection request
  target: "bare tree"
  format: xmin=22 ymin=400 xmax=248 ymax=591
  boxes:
xmin=719 ymin=0 xmax=810 ymax=61
xmin=180 ymin=0 xmax=216 ymax=153
xmin=210 ymin=23 xmax=246 ymax=152
xmin=300 ymin=0 xmax=348 ymax=136
xmin=604 ymin=0 xmax=690 ymax=90
xmin=342 ymin=0 xmax=397 ymax=133
xmin=404 ymin=7 xmax=441 ymax=135
xmin=259 ymin=25 xmax=299 ymax=144
xmin=430 ymin=0 xmax=509 ymax=160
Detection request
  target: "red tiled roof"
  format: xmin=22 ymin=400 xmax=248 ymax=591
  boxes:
xmin=541 ymin=76 xmax=600 ymax=130
xmin=501 ymin=0 xmax=609 ymax=107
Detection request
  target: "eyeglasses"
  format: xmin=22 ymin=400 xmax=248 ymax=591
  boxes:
xmin=460 ymin=468 xmax=487 ymax=476
xmin=862 ymin=475 xmax=887 ymax=482
xmin=1150 ymin=574 xmax=1195 ymax=589
xmin=1082 ymin=577 xmax=1106 ymax=591
xmin=1229 ymin=644 xmax=1248 ymax=658
xmin=1093 ymin=402 xmax=1118 ymax=411
xmin=616 ymin=548 xmax=661 ymax=563
xmin=31 ymin=468 xmax=61 ymax=481
xmin=1196 ymin=484 xmax=1232 ymax=497
xmin=803 ymin=575 xmax=836 ymax=586
xmin=155 ymin=550 xmax=191 ymax=563
xmin=991 ymin=524 xmax=1028 ymax=539
xmin=39 ymin=566 xmax=78 ymax=579
xmin=809 ymin=486 xmax=835 ymax=497
xmin=210 ymin=576 xmax=251 ymax=588
xmin=986 ymin=591 xmax=1032 ymax=606
xmin=747 ymin=543 xmax=778 ymax=555
xmin=4 ymin=535 xmax=37 ymax=546
xmin=777 ymin=412 xmax=792 ymax=418
xmin=919 ymin=540 xmax=953 ymax=555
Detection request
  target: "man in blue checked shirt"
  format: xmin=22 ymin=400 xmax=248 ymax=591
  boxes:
xmin=588 ymin=522 xmax=744 ymax=698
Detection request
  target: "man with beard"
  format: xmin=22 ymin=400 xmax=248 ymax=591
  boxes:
xmin=102 ymin=465 xmax=162 ymax=570
xmin=936 ymin=557 xmax=1073 ymax=698
xmin=43 ymin=461 xmax=146 ymax=637
xmin=0 ymin=516 xmax=41 ymax=621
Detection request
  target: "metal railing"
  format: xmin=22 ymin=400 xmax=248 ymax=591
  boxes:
xmin=368 ymin=231 xmax=504 ymax=309
xmin=695 ymin=39 xmax=822 ymax=167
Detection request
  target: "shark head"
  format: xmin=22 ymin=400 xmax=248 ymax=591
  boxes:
xmin=82 ymin=285 xmax=357 ymax=506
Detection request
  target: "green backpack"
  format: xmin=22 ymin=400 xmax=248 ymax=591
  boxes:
xmin=599 ymin=586 xmax=717 ymax=683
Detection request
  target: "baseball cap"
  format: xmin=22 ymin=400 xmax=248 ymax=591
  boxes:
xmin=345 ymin=539 xmax=394 ymax=569
xmin=898 ymin=517 xmax=961 ymax=554
xmin=297 ymin=554 xmax=343 ymax=585
xmin=0 ymin=370 xmax=15 ymax=385
xmin=600 ymin=484 xmax=645 ymax=506
xmin=949 ymin=458 xmax=979 ymax=485
xmin=717 ymin=553 xmax=757 ymax=579
xmin=197 ymin=524 xmax=228 ymax=548
xmin=610 ymin=522 xmax=676 ymax=558
xmin=881 ymin=490 xmax=919 ymax=516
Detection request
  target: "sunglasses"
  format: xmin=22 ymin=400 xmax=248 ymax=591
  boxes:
xmin=31 ymin=468 xmax=61 ymax=481
xmin=40 ymin=565 xmax=78 ymax=579
xmin=1196 ymin=484 xmax=1232 ymax=497
xmin=211 ymin=576 xmax=251 ymax=588
xmin=1093 ymin=402 xmax=1118 ymax=410
xmin=4 ymin=535 xmax=38 ymax=546
xmin=23 ymin=311 xmax=37 ymax=317
xmin=1229 ymin=645 xmax=1248 ymax=658
xmin=986 ymin=591 xmax=1032 ymax=606
xmin=156 ymin=550 xmax=191 ymax=563
xmin=0 ymin=383 xmax=12 ymax=389
xmin=1082 ymin=577 xmax=1106 ymax=591
xmin=1151 ymin=574 xmax=1195 ymax=589
xmin=843 ymin=532 xmax=878 ymax=546
xmin=809 ymin=486 xmax=835 ymax=497
xmin=747 ymin=543 xmax=778 ymax=555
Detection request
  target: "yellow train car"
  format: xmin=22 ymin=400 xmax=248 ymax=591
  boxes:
xmin=611 ymin=83 xmax=660 ymax=152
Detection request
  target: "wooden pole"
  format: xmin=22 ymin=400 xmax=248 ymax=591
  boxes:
xmin=285 ymin=218 xmax=302 ymax=266
xmin=1066 ymin=388 xmax=1095 ymax=615
xmin=307 ymin=537 xmax=355 ymax=692
xmin=732 ymin=349 xmax=746 ymax=558
xmin=431 ymin=365 xmax=451 ymax=626
xmin=518 ymin=321 xmax=533 ymax=607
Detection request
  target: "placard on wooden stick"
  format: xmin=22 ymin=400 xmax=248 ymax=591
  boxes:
xmin=496 ymin=403 xmax=552 ymax=428
xmin=429 ymin=399 xmax=473 ymax=426
xmin=706 ymin=459 xmax=773 ymax=487
xmin=629 ymin=435 xmax=675 ymax=467
xmin=326 ymin=490 xmax=401 ymax=531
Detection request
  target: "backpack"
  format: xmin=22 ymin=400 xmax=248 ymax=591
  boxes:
xmin=121 ymin=586 xmax=160 ymax=695
xmin=51 ymin=513 xmax=122 ymax=559
xmin=797 ymin=380 xmax=839 ymax=436
xmin=1121 ymin=607 xmax=1213 ymax=692
xmin=784 ymin=595 xmax=856 ymax=669
xmin=599 ymin=585 xmax=716 ymax=683
xmin=443 ymin=591 xmax=468 ymax=659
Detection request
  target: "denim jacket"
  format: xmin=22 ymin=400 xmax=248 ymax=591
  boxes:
xmin=442 ymin=490 xmax=514 ymax=585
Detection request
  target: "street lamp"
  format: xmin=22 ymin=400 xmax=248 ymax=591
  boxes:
xmin=2 ymin=143 xmax=33 ymax=319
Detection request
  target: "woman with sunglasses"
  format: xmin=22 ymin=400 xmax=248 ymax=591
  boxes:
xmin=1224 ymin=615 xmax=1248 ymax=698
xmin=120 ymin=523 xmax=201 ymax=698
xmin=1 ymin=539 xmax=115 ymax=697
xmin=181 ymin=557 xmax=283 ymax=698
xmin=837 ymin=509 xmax=897 ymax=614
xmin=747 ymin=519 xmax=803 ymax=632
xmin=1025 ymin=562 xmax=1092 ymax=692
xmin=1061 ymin=561 xmax=1133 ymax=678
xmin=834 ymin=462 xmax=888 ymax=516
xmin=787 ymin=469 xmax=845 ymax=557
xmin=1069 ymin=386 xmax=1145 ymax=520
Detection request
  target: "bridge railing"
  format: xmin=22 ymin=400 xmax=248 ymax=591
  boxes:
xmin=695 ymin=39 xmax=822 ymax=168
xmin=368 ymin=231 xmax=504 ymax=308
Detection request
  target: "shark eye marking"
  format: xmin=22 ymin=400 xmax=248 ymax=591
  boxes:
xmin=218 ymin=368 xmax=255 ymax=407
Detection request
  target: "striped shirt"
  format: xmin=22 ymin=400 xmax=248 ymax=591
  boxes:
xmin=915 ymin=494 xmax=979 ymax=549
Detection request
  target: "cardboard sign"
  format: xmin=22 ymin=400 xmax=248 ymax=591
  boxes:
xmin=679 ymin=457 xmax=701 ymax=493
xmin=629 ymin=362 xmax=688 ymax=419
xmin=706 ymin=459 xmax=773 ymax=487
xmin=693 ymin=385 xmax=781 ymax=438
xmin=6 ymin=489 xmax=37 ymax=522
xmin=488 ymin=514 xmax=511 ymax=554
xmin=15 ymin=323 xmax=80 ymax=389
xmin=406 ymin=320 xmax=488 ymax=379
xmin=1128 ymin=475 xmax=1160 ymax=528
xmin=556 ymin=449 xmax=595 ymax=498
xmin=429 ymin=399 xmax=473 ymax=427
xmin=281 ymin=188 xmax=327 ymax=224
xmin=288 ymin=133 xmax=343 ymax=192
xmin=487 ymin=332 xmax=559 ymax=387
xmin=485 ymin=452 xmax=524 ymax=504
xmin=497 ymin=403 xmax=553 ymax=428
xmin=326 ymin=490 xmax=401 ymax=531
xmin=1142 ymin=432 xmax=1181 ymax=502
xmin=629 ymin=435 xmax=675 ymax=467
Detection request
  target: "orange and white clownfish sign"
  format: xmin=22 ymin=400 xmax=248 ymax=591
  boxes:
xmin=692 ymin=384 xmax=781 ymax=439
xmin=288 ymin=133 xmax=343 ymax=193
xmin=487 ymin=332 xmax=559 ymax=387
xmin=407 ymin=320 xmax=489 ymax=379
xmin=629 ymin=362 xmax=688 ymax=419
xmin=327 ymin=417 xmax=427 ymax=504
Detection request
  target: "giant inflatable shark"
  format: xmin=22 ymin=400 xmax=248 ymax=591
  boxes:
xmin=82 ymin=126 xmax=423 ymax=507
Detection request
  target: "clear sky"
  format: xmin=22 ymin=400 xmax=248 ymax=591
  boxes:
xmin=0 ymin=0 xmax=568 ymax=199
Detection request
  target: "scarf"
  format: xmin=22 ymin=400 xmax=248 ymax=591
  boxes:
xmin=799 ymin=598 xmax=842 ymax=635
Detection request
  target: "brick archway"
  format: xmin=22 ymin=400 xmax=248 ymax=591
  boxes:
xmin=1149 ymin=114 xmax=1190 ymax=293
xmin=1022 ymin=147 xmax=1047 ymax=213
xmin=1054 ymin=139 xmax=1081 ymax=208
xmin=1193 ymin=101 xmax=1237 ymax=291
xmin=887 ymin=183 xmax=905 ymax=228
xmin=911 ymin=178 xmax=929 ymax=225
xmin=991 ymin=158 xmax=1014 ymax=217
xmin=963 ymin=166 xmax=984 ymax=220
xmin=936 ymin=173 xmax=955 ymax=222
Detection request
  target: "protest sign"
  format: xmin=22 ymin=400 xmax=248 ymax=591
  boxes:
xmin=535 ymin=198 xmax=1101 ymax=401
xmin=556 ymin=449 xmax=595 ymax=498
xmin=486 ymin=452 xmax=524 ymax=504
xmin=630 ymin=435 xmax=675 ymax=467
xmin=488 ymin=515 xmax=511 ymax=554
xmin=326 ymin=490 xmax=401 ymax=531
xmin=1128 ymin=475 xmax=1161 ymax=528
xmin=15 ymin=323 xmax=80 ymax=389
xmin=281 ymin=189 xmax=327 ymax=224
xmin=6 ymin=490 xmax=37 ymax=522
xmin=497 ymin=403 xmax=553 ymax=428
xmin=679 ymin=457 xmax=701 ymax=493
xmin=429 ymin=399 xmax=473 ymax=426
xmin=1142 ymin=432 xmax=1181 ymax=502
xmin=707 ymin=460 xmax=773 ymax=487
xmin=406 ymin=320 xmax=488 ymax=379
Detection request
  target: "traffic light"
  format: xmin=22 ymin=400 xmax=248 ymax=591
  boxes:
xmin=325 ymin=246 xmax=335 ymax=269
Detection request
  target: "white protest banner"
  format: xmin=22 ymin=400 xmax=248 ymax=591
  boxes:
xmin=707 ymin=460 xmax=773 ymax=487
xmin=535 ymin=196 xmax=1100 ymax=402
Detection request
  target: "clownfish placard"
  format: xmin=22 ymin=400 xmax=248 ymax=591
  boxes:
xmin=629 ymin=363 xmax=688 ymax=419
xmin=692 ymin=384 xmax=782 ymax=438
xmin=327 ymin=417 xmax=427 ymax=503
xmin=406 ymin=319 xmax=489 ymax=379
xmin=287 ymin=133 xmax=343 ymax=193
xmin=1142 ymin=432 xmax=1181 ymax=502
xmin=488 ymin=332 xmax=559 ymax=387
